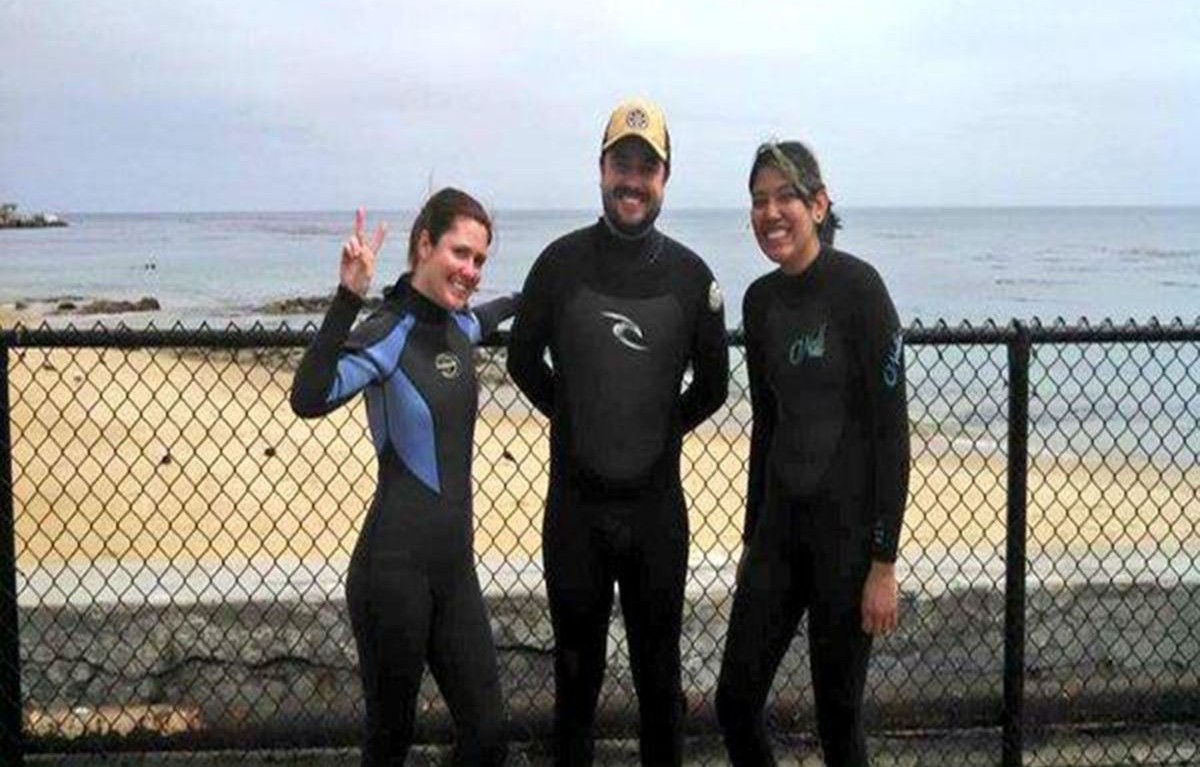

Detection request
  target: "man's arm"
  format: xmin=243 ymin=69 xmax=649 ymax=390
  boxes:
xmin=679 ymin=272 xmax=730 ymax=433
xmin=741 ymin=283 xmax=774 ymax=544
xmin=506 ymin=251 xmax=557 ymax=417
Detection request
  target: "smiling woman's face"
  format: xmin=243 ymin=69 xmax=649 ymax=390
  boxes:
xmin=750 ymin=165 xmax=828 ymax=274
xmin=411 ymin=216 xmax=489 ymax=311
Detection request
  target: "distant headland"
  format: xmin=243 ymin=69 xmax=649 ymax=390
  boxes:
xmin=0 ymin=202 xmax=67 ymax=228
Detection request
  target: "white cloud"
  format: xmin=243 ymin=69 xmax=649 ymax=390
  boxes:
xmin=1 ymin=0 xmax=1196 ymax=210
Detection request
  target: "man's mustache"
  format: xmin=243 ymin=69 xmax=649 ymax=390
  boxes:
xmin=612 ymin=186 xmax=648 ymax=202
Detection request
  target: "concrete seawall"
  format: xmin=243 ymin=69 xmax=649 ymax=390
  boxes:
xmin=17 ymin=581 xmax=1200 ymax=753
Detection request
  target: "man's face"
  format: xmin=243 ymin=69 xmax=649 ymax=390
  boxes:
xmin=600 ymin=137 xmax=667 ymax=236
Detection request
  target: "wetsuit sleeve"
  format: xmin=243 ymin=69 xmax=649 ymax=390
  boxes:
xmin=290 ymin=285 xmax=383 ymax=418
xmin=472 ymin=293 xmax=521 ymax=341
xmin=506 ymin=252 xmax=556 ymax=417
xmin=679 ymin=272 xmax=730 ymax=433
xmin=742 ymin=284 xmax=775 ymax=544
xmin=856 ymin=269 xmax=911 ymax=562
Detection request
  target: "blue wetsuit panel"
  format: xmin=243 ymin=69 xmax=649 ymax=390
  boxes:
xmin=380 ymin=348 xmax=440 ymax=493
xmin=453 ymin=310 xmax=482 ymax=344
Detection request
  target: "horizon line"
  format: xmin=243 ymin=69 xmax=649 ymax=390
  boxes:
xmin=29 ymin=203 xmax=1200 ymax=217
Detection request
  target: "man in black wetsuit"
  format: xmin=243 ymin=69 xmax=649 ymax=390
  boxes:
xmin=507 ymin=99 xmax=729 ymax=766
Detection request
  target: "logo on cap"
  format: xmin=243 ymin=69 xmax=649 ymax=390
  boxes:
xmin=603 ymin=99 xmax=669 ymax=163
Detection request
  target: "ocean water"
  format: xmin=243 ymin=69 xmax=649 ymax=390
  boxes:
xmin=1 ymin=207 xmax=1198 ymax=327
xmin=5 ymin=209 xmax=1197 ymax=604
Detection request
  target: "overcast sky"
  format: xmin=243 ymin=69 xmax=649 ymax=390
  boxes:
xmin=2 ymin=0 xmax=1197 ymax=212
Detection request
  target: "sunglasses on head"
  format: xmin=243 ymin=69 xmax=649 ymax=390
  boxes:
xmin=756 ymin=141 xmax=821 ymax=201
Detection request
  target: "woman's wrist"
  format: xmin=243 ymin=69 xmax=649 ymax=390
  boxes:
xmin=869 ymin=560 xmax=896 ymax=576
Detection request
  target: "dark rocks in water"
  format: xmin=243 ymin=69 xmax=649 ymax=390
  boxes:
xmin=0 ymin=203 xmax=68 ymax=228
xmin=258 ymin=295 xmax=383 ymax=315
xmin=78 ymin=297 xmax=161 ymax=315
xmin=53 ymin=297 xmax=162 ymax=315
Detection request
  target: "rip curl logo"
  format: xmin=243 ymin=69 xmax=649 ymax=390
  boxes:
xmin=882 ymin=331 xmax=904 ymax=389
xmin=788 ymin=323 xmax=826 ymax=364
xmin=435 ymin=352 xmax=461 ymax=379
xmin=625 ymin=108 xmax=649 ymax=130
xmin=601 ymin=311 xmax=649 ymax=352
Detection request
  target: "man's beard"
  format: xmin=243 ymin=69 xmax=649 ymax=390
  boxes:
xmin=601 ymin=186 xmax=662 ymax=239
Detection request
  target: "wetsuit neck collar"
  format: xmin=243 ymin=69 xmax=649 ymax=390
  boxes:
xmin=594 ymin=218 xmax=664 ymax=263
xmin=386 ymin=273 xmax=450 ymax=322
xmin=781 ymin=244 xmax=829 ymax=282
xmin=601 ymin=210 xmax=659 ymax=242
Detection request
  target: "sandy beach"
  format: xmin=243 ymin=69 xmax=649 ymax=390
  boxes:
xmin=4 ymin=340 xmax=1196 ymax=585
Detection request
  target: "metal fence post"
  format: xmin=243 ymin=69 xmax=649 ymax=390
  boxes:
xmin=0 ymin=338 xmax=23 ymax=766
xmin=1002 ymin=322 xmax=1030 ymax=767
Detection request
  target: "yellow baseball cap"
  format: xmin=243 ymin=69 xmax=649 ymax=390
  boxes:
xmin=601 ymin=98 xmax=670 ymax=164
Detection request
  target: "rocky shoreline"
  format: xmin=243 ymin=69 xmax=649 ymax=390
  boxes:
xmin=0 ymin=203 xmax=67 ymax=228
xmin=2 ymin=293 xmax=370 ymax=324
xmin=3 ymin=296 xmax=161 ymax=319
xmin=254 ymin=295 xmax=383 ymax=315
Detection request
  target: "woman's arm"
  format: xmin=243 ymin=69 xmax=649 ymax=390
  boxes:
xmin=290 ymin=209 xmax=390 ymax=418
xmin=290 ymin=287 xmax=387 ymax=418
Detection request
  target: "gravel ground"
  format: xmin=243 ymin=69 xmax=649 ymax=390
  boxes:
xmin=25 ymin=725 xmax=1200 ymax=766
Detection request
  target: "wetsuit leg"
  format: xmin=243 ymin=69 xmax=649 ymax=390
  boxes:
xmin=347 ymin=535 xmax=432 ymax=767
xmin=615 ymin=491 xmax=688 ymax=767
xmin=544 ymin=497 xmax=615 ymax=767
xmin=716 ymin=510 xmax=807 ymax=767
xmin=807 ymin=498 xmax=874 ymax=767
xmin=427 ymin=557 xmax=508 ymax=766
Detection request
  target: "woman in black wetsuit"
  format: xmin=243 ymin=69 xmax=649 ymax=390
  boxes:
xmin=291 ymin=189 xmax=517 ymax=766
xmin=716 ymin=142 xmax=911 ymax=767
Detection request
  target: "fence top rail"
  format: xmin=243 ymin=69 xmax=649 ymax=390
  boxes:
xmin=2 ymin=317 xmax=1198 ymax=349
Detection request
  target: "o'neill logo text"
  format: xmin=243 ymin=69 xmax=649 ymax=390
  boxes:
xmin=601 ymin=311 xmax=649 ymax=352
xmin=882 ymin=332 xmax=904 ymax=389
xmin=789 ymin=323 xmax=826 ymax=365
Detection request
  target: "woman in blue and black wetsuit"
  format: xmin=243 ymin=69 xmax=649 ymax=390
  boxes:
xmin=291 ymin=188 xmax=517 ymax=766
xmin=716 ymin=142 xmax=911 ymax=767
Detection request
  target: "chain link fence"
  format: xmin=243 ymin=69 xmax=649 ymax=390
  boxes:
xmin=1 ymin=319 xmax=1197 ymax=766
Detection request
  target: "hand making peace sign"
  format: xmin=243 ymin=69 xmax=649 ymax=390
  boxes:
xmin=340 ymin=208 xmax=389 ymax=298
